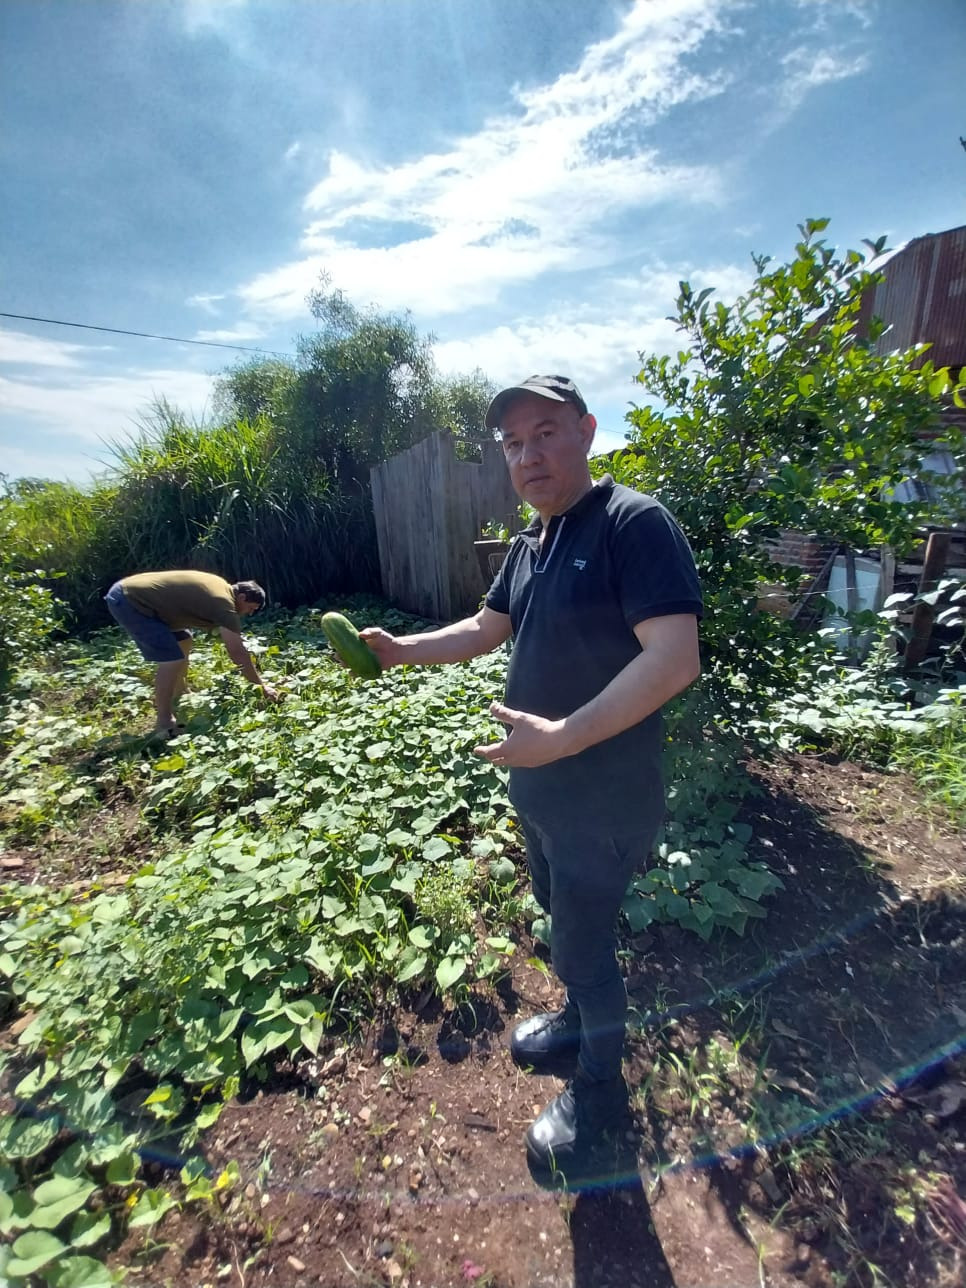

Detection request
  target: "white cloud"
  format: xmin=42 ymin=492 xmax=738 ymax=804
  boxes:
xmin=0 ymin=329 xmax=91 ymax=369
xmin=187 ymin=292 xmax=226 ymax=314
xmin=1 ymin=329 xmax=221 ymax=480
xmin=0 ymin=367 xmax=217 ymax=450
xmin=793 ymin=0 xmax=875 ymax=30
xmin=432 ymin=258 xmax=756 ymax=442
xmin=284 ymin=141 xmax=302 ymax=163
xmin=780 ymin=46 xmax=869 ymax=113
xmin=1 ymin=331 xmax=217 ymax=454
xmin=0 ymin=439 xmax=107 ymax=485
xmin=181 ymin=0 xmax=248 ymax=38
xmin=193 ymin=323 xmax=266 ymax=344
xmin=236 ymin=0 xmax=729 ymax=321
xmin=433 ymin=319 xmax=655 ymax=442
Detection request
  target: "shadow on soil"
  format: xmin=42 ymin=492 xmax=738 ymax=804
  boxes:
xmin=619 ymin=757 xmax=966 ymax=1281
xmin=626 ymin=761 xmax=966 ymax=1116
xmin=570 ymin=1181 xmax=674 ymax=1288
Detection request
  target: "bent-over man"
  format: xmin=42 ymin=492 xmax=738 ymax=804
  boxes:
xmin=105 ymin=570 xmax=279 ymax=735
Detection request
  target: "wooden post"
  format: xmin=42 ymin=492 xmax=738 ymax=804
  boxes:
xmin=879 ymin=545 xmax=897 ymax=654
xmin=903 ymin=530 xmax=952 ymax=670
xmin=879 ymin=545 xmax=896 ymax=604
xmin=845 ymin=548 xmax=857 ymax=653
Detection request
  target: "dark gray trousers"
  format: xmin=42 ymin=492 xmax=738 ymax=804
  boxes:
xmin=519 ymin=814 xmax=654 ymax=1082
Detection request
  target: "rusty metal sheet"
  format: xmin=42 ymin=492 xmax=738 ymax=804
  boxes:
xmin=866 ymin=224 xmax=966 ymax=368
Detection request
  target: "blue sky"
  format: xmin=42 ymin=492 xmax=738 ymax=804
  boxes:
xmin=1 ymin=0 xmax=963 ymax=483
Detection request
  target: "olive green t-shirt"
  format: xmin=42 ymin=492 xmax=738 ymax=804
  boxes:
xmin=120 ymin=571 xmax=242 ymax=633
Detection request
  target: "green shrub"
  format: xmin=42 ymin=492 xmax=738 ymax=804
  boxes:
xmin=0 ymin=480 xmax=63 ymax=689
xmin=2 ymin=407 xmax=378 ymax=632
xmin=610 ymin=219 xmax=965 ymax=934
xmin=613 ymin=218 xmax=965 ymax=723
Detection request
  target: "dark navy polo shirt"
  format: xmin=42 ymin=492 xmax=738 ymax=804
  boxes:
xmin=485 ymin=476 xmax=703 ymax=834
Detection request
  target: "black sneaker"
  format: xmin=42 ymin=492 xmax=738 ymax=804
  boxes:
xmin=510 ymin=1007 xmax=581 ymax=1074
xmin=525 ymin=1073 xmax=632 ymax=1190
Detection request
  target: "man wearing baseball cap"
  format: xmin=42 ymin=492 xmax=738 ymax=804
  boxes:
xmin=361 ymin=375 xmax=702 ymax=1186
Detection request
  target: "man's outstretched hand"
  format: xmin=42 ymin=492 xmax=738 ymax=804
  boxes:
xmin=358 ymin=627 xmax=406 ymax=670
xmin=472 ymin=702 xmax=574 ymax=768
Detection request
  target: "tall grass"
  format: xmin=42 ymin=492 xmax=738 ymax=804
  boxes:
xmin=2 ymin=478 xmax=120 ymax=629
xmin=891 ymin=704 xmax=966 ymax=828
xmin=5 ymin=403 xmax=379 ymax=631
xmin=0 ymin=481 xmax=65 ymax=688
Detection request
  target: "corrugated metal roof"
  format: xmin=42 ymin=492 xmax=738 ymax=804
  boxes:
xmin=863 ymin=224 xmax=966 ymax=368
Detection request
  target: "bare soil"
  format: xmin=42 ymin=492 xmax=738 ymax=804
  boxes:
xmin=4 ymin=752 xmax=966 ymax=1288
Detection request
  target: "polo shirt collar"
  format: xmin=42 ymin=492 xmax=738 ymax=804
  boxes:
xmin=519 ymin=474 xmax=615 ymax=547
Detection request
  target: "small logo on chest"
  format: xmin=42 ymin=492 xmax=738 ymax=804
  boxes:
xmin=572 ymin=558 xmax=587 ymax=570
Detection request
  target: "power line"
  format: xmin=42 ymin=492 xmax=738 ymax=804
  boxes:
xmin=0 ymin=311 xmax=294 ymax=358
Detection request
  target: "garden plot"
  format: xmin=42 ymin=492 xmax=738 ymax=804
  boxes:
xmin=1 ymin=606 xmax=964 ymax=1288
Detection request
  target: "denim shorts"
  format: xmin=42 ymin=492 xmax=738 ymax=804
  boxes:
xmin=104 ymin=582 xmax=191 ymax=663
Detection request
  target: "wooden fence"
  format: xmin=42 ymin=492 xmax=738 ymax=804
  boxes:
xmin=371 ymin=433 xmax=520 ymax=621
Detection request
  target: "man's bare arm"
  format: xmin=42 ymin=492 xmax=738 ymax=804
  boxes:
xmin=560 ymin=613 xmax=700 ymax=753
xmin=361 ymin=605 xmax=512 ymax=669
xmin=219 ymin=627 xmax=280 ymax=698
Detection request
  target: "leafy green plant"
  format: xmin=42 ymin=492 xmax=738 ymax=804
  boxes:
xmin=891 ymin=700 xmax=966 ymax=825
xmin=0 ymin=603 xmax=525 ymax=1281
xmin=415 ymin=860 xmax=475 ymax=940
xmin=605 ymin=219 xmax=966 ymax=931
xmin=751 ymin=576 xmax=966 ymax=826
xmin=481 ymin=498 xmax=533 ymax=542
xmin=622 ymin=717 xmax=784 ymax=939
xmin=614 ymin=218 xmax=964 ymax=724
xmin=0 ymin=477 xmax=64 ymax=691
xmin=479 ymin=518 xmax=511 ymax=543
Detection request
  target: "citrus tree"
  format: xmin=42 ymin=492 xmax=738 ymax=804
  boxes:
xmin=608 ymin=219 xmax=965 ymax=940
xmin=611 ymin=217 xmax=965 ymax=719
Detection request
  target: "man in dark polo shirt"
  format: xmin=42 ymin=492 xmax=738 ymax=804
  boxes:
xmin=105 ymin=570 xmax=279 ymax=735
xmin=360 ymin=376 xmax=702 ymax=1185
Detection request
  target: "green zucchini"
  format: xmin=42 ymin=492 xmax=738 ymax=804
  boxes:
xmin=321 ymin=612 xmax=382 ymax=679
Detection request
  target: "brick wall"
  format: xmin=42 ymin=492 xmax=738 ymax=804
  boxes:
xmin=765 ymin=532 xmax=839 ymax=577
